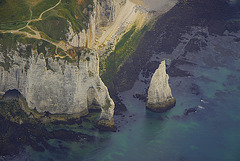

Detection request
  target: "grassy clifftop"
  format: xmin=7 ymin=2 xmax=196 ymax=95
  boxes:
xmin=0 ymin=0 xmax=94 ymax=70
xmin=0 ymin=0 xmax=93 ymax=38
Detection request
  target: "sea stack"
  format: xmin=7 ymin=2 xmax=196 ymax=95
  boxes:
xmin=146 ymin=60 xmax=176 ymax=112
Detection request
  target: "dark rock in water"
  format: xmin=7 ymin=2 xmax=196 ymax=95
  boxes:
xmin=109 ymin=89 xmax=127 ymax=115
xmin=51 ymin=118 xmax=82 ymax=125
xmin=113 ymin=100 xmax=127 ymax=115
xmin=142 ymin=61 xmax=160 ymax=78
xmin=146 ymin=98 xmax=176 ymax=113
xmin=112 ymin=0 xmax=233 ymax=92
xmin=0 ymin=100 xmax=95 ymax=156
xmin=167 ymin=59 xmax=194 ymax=77
xmin=167 ymin=66 xmax=192 ymax=77
xmin=95 ymin=118 xmax=117 ymax=132
xmin=184 ymin=108 xmax=197 ymax=116
xmin=49 ymin=129 xmax=94 ymax=142
xmin=133 ymin=93 xmax=147 ymax=102
xmin=184 ymin=38 xmax=207 ymax=53
xmin=190 ymin=84 xmax=200 ymax=95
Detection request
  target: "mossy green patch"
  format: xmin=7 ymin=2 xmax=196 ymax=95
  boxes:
xmin=0 ymin=33 xmax=56 ymax=70
xmin=0 ymin=0 xmax=30 ymax=28
xmin=103 ymin=98 xmax=111 ymax=110
xmin=56 ymin=0 xmax=94 ymax=32
xmin=31 ymin=0 xmax=59 ymax=19
xmin=0 ymin=100 xmax=38 ymax=125
xmin=0 ymin=33 xmax=21 ymax=70
xmin=0 ymin=21 xmax=27 ymax=30
xmin=100 ymin=24 xmax=150 ymax=85
xmin=1 ymin=0 xmax=94 ymax=42
xmin=95 ymin=118 xmax=116 ymax=132
xmin=30 ymin=16 xmax=68 ymax=41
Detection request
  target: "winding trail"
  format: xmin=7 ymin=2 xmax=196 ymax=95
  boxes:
xmin=0 ymin=0 xmax=73 ymax=56
xmin=38 ymin=0 xmax=62 ymax=20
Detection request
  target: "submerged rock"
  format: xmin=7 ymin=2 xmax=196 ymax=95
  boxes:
xmin=146 ymin=60 xmax=176 ymax=112
xmin=95 ymin=118 xmax=116 ymax=132
xmin=184 ymin=107 xmax=197 ymax=116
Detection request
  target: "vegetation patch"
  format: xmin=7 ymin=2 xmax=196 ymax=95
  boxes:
xmin=30 ymin=16 xmax=68 ymax=41
xmin=1 ymin=0 xmax=94 ymax=42
xmin=0 ymin=0 xmax=30 ymax=28
xmin=100 ymin=24 xmax=150 ymax=85
xmin=31 ymin=0 xmax=59 ymax=19
xmin=56 ymin=0 xmax=94 ymax=32
xmin=0 ymin=33 xmax=57 ymax=70
xmin=103 ymin=98 xmax=111 ymax=110
xmin=0 ymin=98 xmax=95 ymax=156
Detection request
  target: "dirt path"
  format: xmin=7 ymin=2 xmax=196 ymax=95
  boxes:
xmin=38 ymin=0 xmax=62 ymax=20
xmin=0 ymin=0 xmax=73 ymax=56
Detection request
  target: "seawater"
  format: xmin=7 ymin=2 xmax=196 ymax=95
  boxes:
xmin=12 ymin=27 xmax=240 ymax=161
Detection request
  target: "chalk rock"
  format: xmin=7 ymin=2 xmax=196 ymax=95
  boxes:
xmin=0 ymin=50 xmax=114 ymax=121
xmin=146 ymin=60 xmax=176 ymax=112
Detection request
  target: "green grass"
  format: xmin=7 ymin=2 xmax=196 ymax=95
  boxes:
xmin=0 ymin=0 xmax=30 ymax=25
xmin=0 ymin=32 xmax=57 ymax=70
xmin=31 ymin=0 xmax=59 ymax=19
xmin=0 ymin=21 xmax=27 ymax=30
xmin=100 ymin=24 xmax=150 ymax=85
xmin=58 ymin=51 xmax=66 ymax=57
xmin=0 ymin=0 xmax=95 ymax=48
xmin=30 ymin=16 xmax=68 ymax=41
xmin=56 ymin=0 xmax=94 ymax=32
xmin=39 ymin=31 xmax=59 ymax=43
xmin=64 ymin=55 xmax=76 ymax=63
xmin=0 ymin=100 xmax=37 ymax=124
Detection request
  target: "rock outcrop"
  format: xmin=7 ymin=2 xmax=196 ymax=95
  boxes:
xmin=0 ymin=48 xmax=114 ymax=121
xmin=0 ymin=0 xmax=174 ymax=129
xmin=67 ymin=0 xmax=150 ymax=52
xmin=146 ymin=60 xmax=176 ymax=112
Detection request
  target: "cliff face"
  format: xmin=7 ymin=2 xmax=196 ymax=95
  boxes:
xmin=67 ymin=0 xmax=149 ymax=51
xmin=146 ymin=60 xmax=176 ymax=112
xmin=67 ymin=0 xmax=125 ymax=48
xmin=0 ymin=0 xmax=151 ymax=122
xmin=0 ymin=48 xmax=114 ymax=120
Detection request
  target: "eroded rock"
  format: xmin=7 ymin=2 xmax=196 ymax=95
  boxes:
xmin=146 ymin=60 xmax=176 ymax=112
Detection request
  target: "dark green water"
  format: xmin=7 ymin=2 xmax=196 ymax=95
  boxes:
xmin=15 ymin=26 xmax=240 ymax=161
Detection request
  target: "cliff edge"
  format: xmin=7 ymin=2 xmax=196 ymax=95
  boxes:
xmin=0 ymin=0 xmax=153 ymax=129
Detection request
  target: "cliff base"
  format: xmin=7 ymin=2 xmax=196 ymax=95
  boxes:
xmin=146 ymin=97 xmax=176 ymax=113
xmin=95 ymin=118 xmax=116 ymax=132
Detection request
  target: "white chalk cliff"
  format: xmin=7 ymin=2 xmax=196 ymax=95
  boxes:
xmin=146 ymin=60 xmax=176 ymax=112
xmin=0 ymin=0 xmax=152 ymax=125
xmin=0 ymin=0 xmax=177 ymax=125
xmin=0 ymin=49 xmax=114 ymax=120
xmin=67 ymin=0 xmax=151 ymax=53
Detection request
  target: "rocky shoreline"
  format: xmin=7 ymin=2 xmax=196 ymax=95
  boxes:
xmin=1 ymin=0 xmax=240 ymax=158
xmin=0 ymin=99 xmax=95 ymax=156
xmin=146 ymin=97 xmax=176 ymax=113
xmin=111 ymin=0 xmax=236 ymax=93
